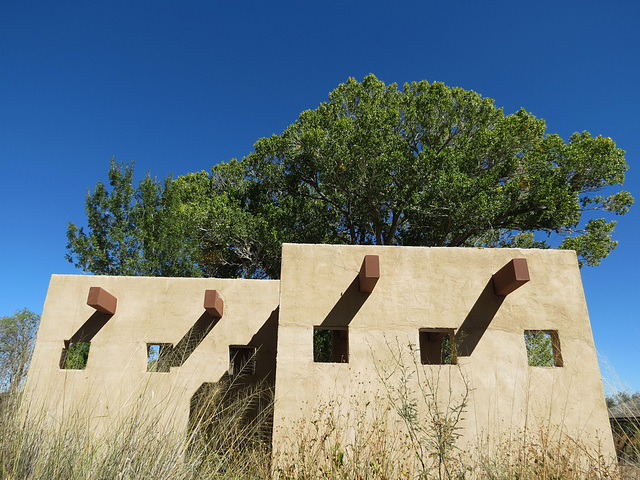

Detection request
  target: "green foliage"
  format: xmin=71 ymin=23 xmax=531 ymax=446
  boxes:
xmin=68 ymin=76 xmax=633 ymax=277
xmin=559 ymin=217 xmax=617 ymax=267
xmin=63 ymin=342 xmax=90 ymax=370
xmin=66 ymin=158 xmax=204 ymax=276
xmin=607 ymin=391 xmax=640 ymax=408
xmin=146 ymin=343 xmax=173 ymax=372
xmin=524 ymin=331 xmax=555 ymax=367
xmin=245 ymin=76 xmax=632 ymax=267
xmin=440 ymin=334 xmax=454 ymax=365
xmin=0 ymin=309 xmax=39 ymax=391
xmin=313 ymin=329 xmax=332 ymax=362
xmin=197 ymin=159 xmax=291 ymax=279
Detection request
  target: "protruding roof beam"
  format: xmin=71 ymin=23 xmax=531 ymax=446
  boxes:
xmin=204 ymin=290 xmax=224 ymax=318
xmin=492 ymin=258 xmax=530 ymax=296
xmin=358 ymin=255 xmax=380 ymax=293
xmin=87 ymin=287 xmax=117 ymax=315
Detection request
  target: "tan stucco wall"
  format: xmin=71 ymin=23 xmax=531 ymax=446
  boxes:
xmin=24 ymin=244 xmax=614 ymax=463
xmin=25 ymin=275 xmax=280 ymax=433
xmin=272 ymin=244 xmax=614 ymax=458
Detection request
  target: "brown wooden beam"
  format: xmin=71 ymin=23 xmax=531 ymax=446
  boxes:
xmin=86 ymin=287 xmax=117 ymax=315
xmin=492 ymin=258 xmax=530 ymax=296
xmin=204 ymin=290 xmax=224 ymax=318
xmin=358 ymin=254 xmax=380 ymax=293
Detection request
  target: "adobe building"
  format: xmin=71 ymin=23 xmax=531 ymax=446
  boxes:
xmin=24 ymin=275 xmax=280 ymax=434
xmin=24 ymin=244 xmax=615 ymax=462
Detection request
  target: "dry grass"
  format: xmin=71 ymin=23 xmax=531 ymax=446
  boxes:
xmin=270 ymin=339 xmax=628 ymax=480
xmin=4 ymin=343 xmax=639 ymax=479
xmin=3 ymin=381 xmax=636 ymax=479
xmin=271 ymin=394 xmax=624 ymax=480
xmin=610 ymin=403 xmax=640 ymax=479
xmin=0 ymin=382 xmax=272 ymax=480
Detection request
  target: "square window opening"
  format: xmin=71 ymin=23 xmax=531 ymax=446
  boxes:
xmin=147 ymin=343 xmax=174 ymax=372
xmin=229 ymin=346 xmax=257 ymax=376
xmin=59 ymin=340 xmax=91 ymax=370
xmin=524 ymin=330 xmax=563 ymax=367
xmin=419 ymin=329 xmax=456 ymax=365
xmin=313 ymin=327 xmax=349 ymax=363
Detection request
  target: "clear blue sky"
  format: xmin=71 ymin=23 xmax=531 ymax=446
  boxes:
xmin=1 ymin=0 xmax=638 ymax=393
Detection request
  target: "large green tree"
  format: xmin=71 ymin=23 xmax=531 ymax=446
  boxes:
xmin=243 ymin=75 xmax=632 ymax=266
xmin=67 ymin=75 xmax=632 ymax=278
xmin=67 ymin=159 xmax=205 ymax=277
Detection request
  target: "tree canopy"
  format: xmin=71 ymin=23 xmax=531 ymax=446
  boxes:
xmin=67 ymin=75 xmax=633 ymax=278
xmin=66 ymin=160 xmax=205 ymax=277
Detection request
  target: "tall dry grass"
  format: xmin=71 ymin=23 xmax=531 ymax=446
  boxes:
xmin=271 ymin=339 xmax=625 ymax=480
xmin=601 ymin=363 xmax=640 ymax=479
xmin=3 ymin=343 xmax=637 ymax=479
xmin=608 ymin=398 xmax=640 ymax=480
xmin=0 ymin=380 xmax=272 ymax=480
xmin=270 ymin=393 xmax=624 ymax=479
xmin=2 ymin=380 xmax=632 ymax=479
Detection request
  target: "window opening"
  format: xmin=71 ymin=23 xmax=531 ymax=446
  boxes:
xmin=524 ymin=330 xmax=563 ymax=367
xmin=313 ymin=327 xmax=349 ymax=363
xmin=147 ymin=343 xmax=173 ymax=372
xmin=229 ymin=346 xmax=257 ymax=376
xmin=59 ymin=341 xmax=91 ymax=369
xmin=419 ymin=329 xmax=456 ymax=365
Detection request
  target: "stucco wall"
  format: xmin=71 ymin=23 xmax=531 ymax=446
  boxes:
xmin=25 ymin=274 xmax=280 ymax=433
xmin=272 ymin=244 xmax=614 ymax=457
xmin=24 ymin=244 xmax=614 ymax=462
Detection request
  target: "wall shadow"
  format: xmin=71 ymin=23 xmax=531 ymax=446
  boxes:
xmin=246 ymin=306 xmax=279 ymax=385
xmin=455 ymin=279 xmax=504 ymax=357
xmin=70 ymin=312 xmax=112 ymax=342
xmin=171 ymin=312 xmax=221 ymax=367
xmin=320 ymin=277 xmax=371 ymax=328
xmin=188 ymin=307 xmax=280 ymax=451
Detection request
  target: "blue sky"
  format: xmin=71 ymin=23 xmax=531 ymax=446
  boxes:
xmin=1 ymin=0 xmax=638 ymax=392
